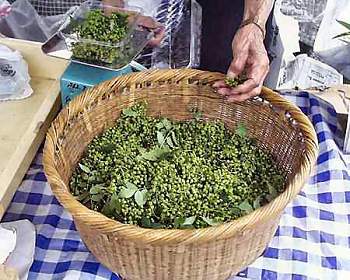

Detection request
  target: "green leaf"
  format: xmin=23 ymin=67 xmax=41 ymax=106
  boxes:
xmin=141 ymin=217 xmax=164 ymax=229
xmin=122 ymin=107 xmax=138 ymax=117
xmin=162 ymin=119 xmax=172 ymax=130
xmin=110 ymin=194 xmax=122 ymax=213
xmin=89 ymin=185 xmax=101 ymax=195
xmin=156 ymin=122 xmax=164 ymax=129
xmin=134 ymin=189 xmax=148 ymax=207
xmin=171 ymin=131 xmax=178 ymax=146
xmin=183 ymin=216 xmax=196 ymax=226
xmin=101 ymin=203 xmax=113 ymax=216
xmin=101 ymin=143 xmax=116 ymax=153
xmin=139 ymin=147 xmax=171 ymax=161
xmin=333 ymin=32 xmax=350 ymax=39
xmin=87 ymin=175 xmax=96 ymax=183
xmin=266 ymin=184 xmax=278 ymax=202
xmin=166 ymin=137 xmax=174 ymax=148
xmin=230 ymin=207 xmax=241 ymax=216
xmin=91 ymin=193 xmax=103 ymax=202
xmin=202 ymin=217 xmax=220 ymax=226
xmin=268 ymin=184 xmax=278 ymax=198
xmin=119 ymin=182 xmax=138 ymax=198
xmin=149 ymin=222 xmax=165 ymax=229
xmin=174 ymin=217 xmax=185 ymax=228
xmin=337 ymin=20 xmax=350 ymax=31
xmin=79 ymin=163 xmax=91 ymax=173
xmin=193 ymin=110 xmax=203 ymax=120
xmin=238 ymin=200 xmax=254 ymax=213
xmin=235 ymin=123 xmax=247 ymax=138
xmin=102 ymin=195 xmax=121 ymax=216
xmin=157 ymin=131 xmax=165 ymax=146
xmin=253 ymin=197 xmax=261 ymax=210
xmin=141 ymin=217 xmax=151 ymax=227
xmin=77 ymin=191 xmax=90 ymax=204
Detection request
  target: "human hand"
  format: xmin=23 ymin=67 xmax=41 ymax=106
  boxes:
xmin=213 ymin=24 xmax=269 ymax=102
xmin=136 ymin=16 xmax=165 ymax=47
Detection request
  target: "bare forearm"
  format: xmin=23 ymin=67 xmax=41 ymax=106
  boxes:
xmin=102 ymin=0 xmax=124 ymax=7
xmin=243 ymin=0 xmax=274 ymax=27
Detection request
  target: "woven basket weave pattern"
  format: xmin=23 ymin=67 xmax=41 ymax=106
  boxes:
xmin=43 ymin=69 xmax=318 ymax=280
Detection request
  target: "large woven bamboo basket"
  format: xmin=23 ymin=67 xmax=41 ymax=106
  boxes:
xmin=43 ymin=69 xmax=318 ymax=280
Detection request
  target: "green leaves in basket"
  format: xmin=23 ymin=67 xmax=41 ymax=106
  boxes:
xmin=70 ymin=102 xmax=286 ymax=229
xmin=89 ymin=184 xmax=106 ymax=202
xmin=102 ymin=194 xmax=122 ymax=216
xmin=253 ymin=196 xmax=261 ymax=210
xmin=119 ymin=182 xmax=138 ymax=198
xmin=202 ymin=217 xmax=221 ymax=226
xmin=238 ymin=200 xmax=254 ymax=214
xmin=76 ymin=191 xmax=90 ymax=204
xmin=157 ymin=131 xmax=166 ymax=146
xmin=138 ymin=147 xmax=171 ymax=161
xmin=156 ymin=118 xmax=177 ymax=149
xmin=189 ymin=107 xmax=203 ymax=121
xmin=79 ymin=163 xmax=91 ymax=173
xmin=193 ymin=111 xmax=203 ymax=121
xmin=174 ymin=216 xmax=196 ymax=229
xmin=141 ymin=217 xmax=165 ymax=229
xmin=266 ymin=184 xmax=279 ymax=202
xmin=235 ymin=123 xmax=247 ymax=138
xmin=122 ymin=107 xmax=140 ymax=117
xmin=156 ymin=118 xmax=172 ymax=131
xmin=134 ymin=190 xmax=148 ymax=207
xmin=225 ymin=75 xmax=248 ymax=88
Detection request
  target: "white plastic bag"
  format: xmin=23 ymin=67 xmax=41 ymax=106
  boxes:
xmin=1 ymin=220 xmax=36 ymax=280
xmin=0 ymin=0 xmax=75 ymax=43
xmin=0 ymin=44 xmax=32 ymax=101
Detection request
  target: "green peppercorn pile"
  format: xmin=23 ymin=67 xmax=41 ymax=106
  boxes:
xmin=70 ymin=103 xmax=285 ymax=229
xmin=70 ymin=10 xmax=130 ymax=65
xmin=225 ymin=76 xmax=248 ymax=88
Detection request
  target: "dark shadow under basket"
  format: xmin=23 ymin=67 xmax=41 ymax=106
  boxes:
xmin=43 ymin=69 xmax=318 ymax=280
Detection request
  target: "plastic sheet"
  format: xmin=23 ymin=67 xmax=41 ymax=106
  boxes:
xmin=0 ymin=0 xmax=71 ymax=42
xmin=280 ymin=0 xmax=328 ymax=47
xmin=135 ymin=0 xmax=202 ymax=69
xmin=314 ymin=0 xmax=350 ymax=80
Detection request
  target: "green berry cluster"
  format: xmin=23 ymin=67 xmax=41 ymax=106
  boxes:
xmin=70 ymin=10 xmax=130 ymax=65
xmin=70 ymin=103 xmax=285 ymax=229
xmin=225 ymin=75 xmax=248 ymax=88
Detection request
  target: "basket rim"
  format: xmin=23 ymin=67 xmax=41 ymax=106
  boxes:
xmin=43 ymin=69 xmax=318 ymax=245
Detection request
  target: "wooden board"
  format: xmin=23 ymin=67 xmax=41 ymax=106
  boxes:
xmin=0 ymin=38 xmax=68 ymax=218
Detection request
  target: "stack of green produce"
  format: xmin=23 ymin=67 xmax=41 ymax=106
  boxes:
xmin=70 ymin=9 xmax=130 ymax=65
xmin=70 ymin=103 xmax=285 ymax=229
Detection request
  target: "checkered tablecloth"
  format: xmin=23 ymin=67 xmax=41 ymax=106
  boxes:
xmin=3 ymin=91 xmax=350 ymax=280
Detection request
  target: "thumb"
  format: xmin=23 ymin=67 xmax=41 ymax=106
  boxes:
xmin=227 ymin=51 xmax=248 ymax=78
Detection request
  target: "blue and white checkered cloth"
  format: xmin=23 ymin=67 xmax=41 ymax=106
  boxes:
xmin=3 ymin=91 xmax=350 ymax=280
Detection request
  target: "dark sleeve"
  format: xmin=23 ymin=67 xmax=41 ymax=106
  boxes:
xmin=198 ymin=0 xmax=274 ymax=73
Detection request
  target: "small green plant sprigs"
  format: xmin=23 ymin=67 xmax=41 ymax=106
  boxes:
xmin=333 ymin=20 xmax=350 ymax=42
xmin=70 ymin=103 xmax=286 ymax=229
xmin=225 ymin=75 xmax=248 ymax=88
xmin=70 ymin=9 xmax=130 ymax=64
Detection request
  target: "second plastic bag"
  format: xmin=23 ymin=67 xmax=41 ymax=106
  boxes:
xmin=0 ymin=44 xmax=32 ymax=101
